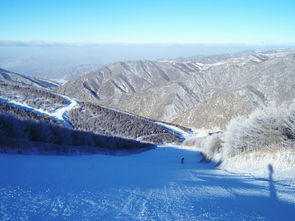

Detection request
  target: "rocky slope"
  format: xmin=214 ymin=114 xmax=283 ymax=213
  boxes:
xmin=57 ymin=49 xmax=295 ymax=129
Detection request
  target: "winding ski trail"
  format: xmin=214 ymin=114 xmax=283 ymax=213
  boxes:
xmin=49 ymin=94 xmax=78 ymax=128
xmin=0 ymin=94 xmax=77 ymax=128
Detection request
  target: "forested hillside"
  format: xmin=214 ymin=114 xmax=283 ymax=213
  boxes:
xmin=0 ymin=114 xmax=154 ymax=155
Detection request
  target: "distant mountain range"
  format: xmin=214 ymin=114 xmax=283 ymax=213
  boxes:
xmin=2 ymin=48 xmax=295 ymax=132
xmin=61 ymin=64 xmax=102 ymax=80
xmin=0 ymin=69 xmax=186 ymax=149
xmin=57 ymin=49 xmax=295 ymax=129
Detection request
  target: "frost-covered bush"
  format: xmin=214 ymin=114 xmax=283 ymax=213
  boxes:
xmin=201 ymin=133 xmax=223 ymax=160
xmin=283 ymin=103 xmax=295 ymax=148
xmin=182 ymin=132 xmax=223 ymax=161
xmin=223 ymin=105 xmax=287 ymax=158
xmin=222 ymin=116 xmax=247 ymax=158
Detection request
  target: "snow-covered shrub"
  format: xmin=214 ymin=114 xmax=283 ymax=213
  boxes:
xmin=283 ymin=103 xmax=295 ymax=149
xmin=182 ymin=136 xmax=206 ymax=147
xmin=183 ymin=132 xmax=213 ymax=148
xmin=223 ymin=105 xmax=287 ymax=158
xmin=182 ymin=132 xmax=223 ymax=161
xmin=201 ymin=133 xmax=224 ymax=160
xmin=222 ymin=116 xmax=247 ymax=158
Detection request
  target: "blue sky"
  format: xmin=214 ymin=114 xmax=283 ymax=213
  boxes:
xmin=1 ymin=0 xmax=295 ymax=44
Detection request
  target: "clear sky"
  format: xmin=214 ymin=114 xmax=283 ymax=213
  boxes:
xmin=1 ymin=0 xmax=295 ymax=44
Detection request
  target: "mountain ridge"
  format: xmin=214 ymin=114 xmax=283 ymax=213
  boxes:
xmin=57 ymin=49 xmax=295 ymax=129
xmin=0 ymin=68 xmax=60 ymax=89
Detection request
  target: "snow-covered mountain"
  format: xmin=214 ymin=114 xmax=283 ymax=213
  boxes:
xmin=61 ymin=64 xmax=101 ymax=81
xmin=0 ymin=68 xmax=60 ymax=89
xmin=1 ymin=52 xmax=295 ymax=220
xmin=57 ymin=49 xmax=295 ymax=129
xmin=0 ymin=73 xmax=188 ymax=145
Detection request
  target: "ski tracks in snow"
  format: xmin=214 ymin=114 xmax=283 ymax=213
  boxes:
xmin=1 ymin=128 xmax=295 ymax=220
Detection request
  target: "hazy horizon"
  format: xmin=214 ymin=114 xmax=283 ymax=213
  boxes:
xmin=1 ymin=0 xmax=295 ymax=78
xmin=1 ymin=42 xmax=294 ymax=78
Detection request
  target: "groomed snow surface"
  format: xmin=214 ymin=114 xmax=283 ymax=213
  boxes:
xmin=1 ymin=146 xmax=295 ymax=221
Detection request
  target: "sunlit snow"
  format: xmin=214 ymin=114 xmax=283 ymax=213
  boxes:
xmin=0 ymin=146 xmax=294 ymax=220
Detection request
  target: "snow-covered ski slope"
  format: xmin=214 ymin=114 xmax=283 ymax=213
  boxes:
xmin=0 ymin=94 xmax=77 ymax=128
xmin=1 ymin=146 xmax=295 ymax=221
xmin=49 ymin=93 xmax=78 ymax=128
xmin=156 ymin=122 xmax=197 ymax=140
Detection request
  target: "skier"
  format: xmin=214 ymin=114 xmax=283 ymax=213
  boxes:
xmin=181 ymin=157 xmax=184 ymax=164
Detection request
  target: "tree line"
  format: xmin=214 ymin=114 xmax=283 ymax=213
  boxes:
xmin=0 ymin=114 xmax=154 ymax=155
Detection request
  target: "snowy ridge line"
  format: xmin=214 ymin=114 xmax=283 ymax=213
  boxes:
xmin=0 ymin=93 xmax=78 ymax=128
